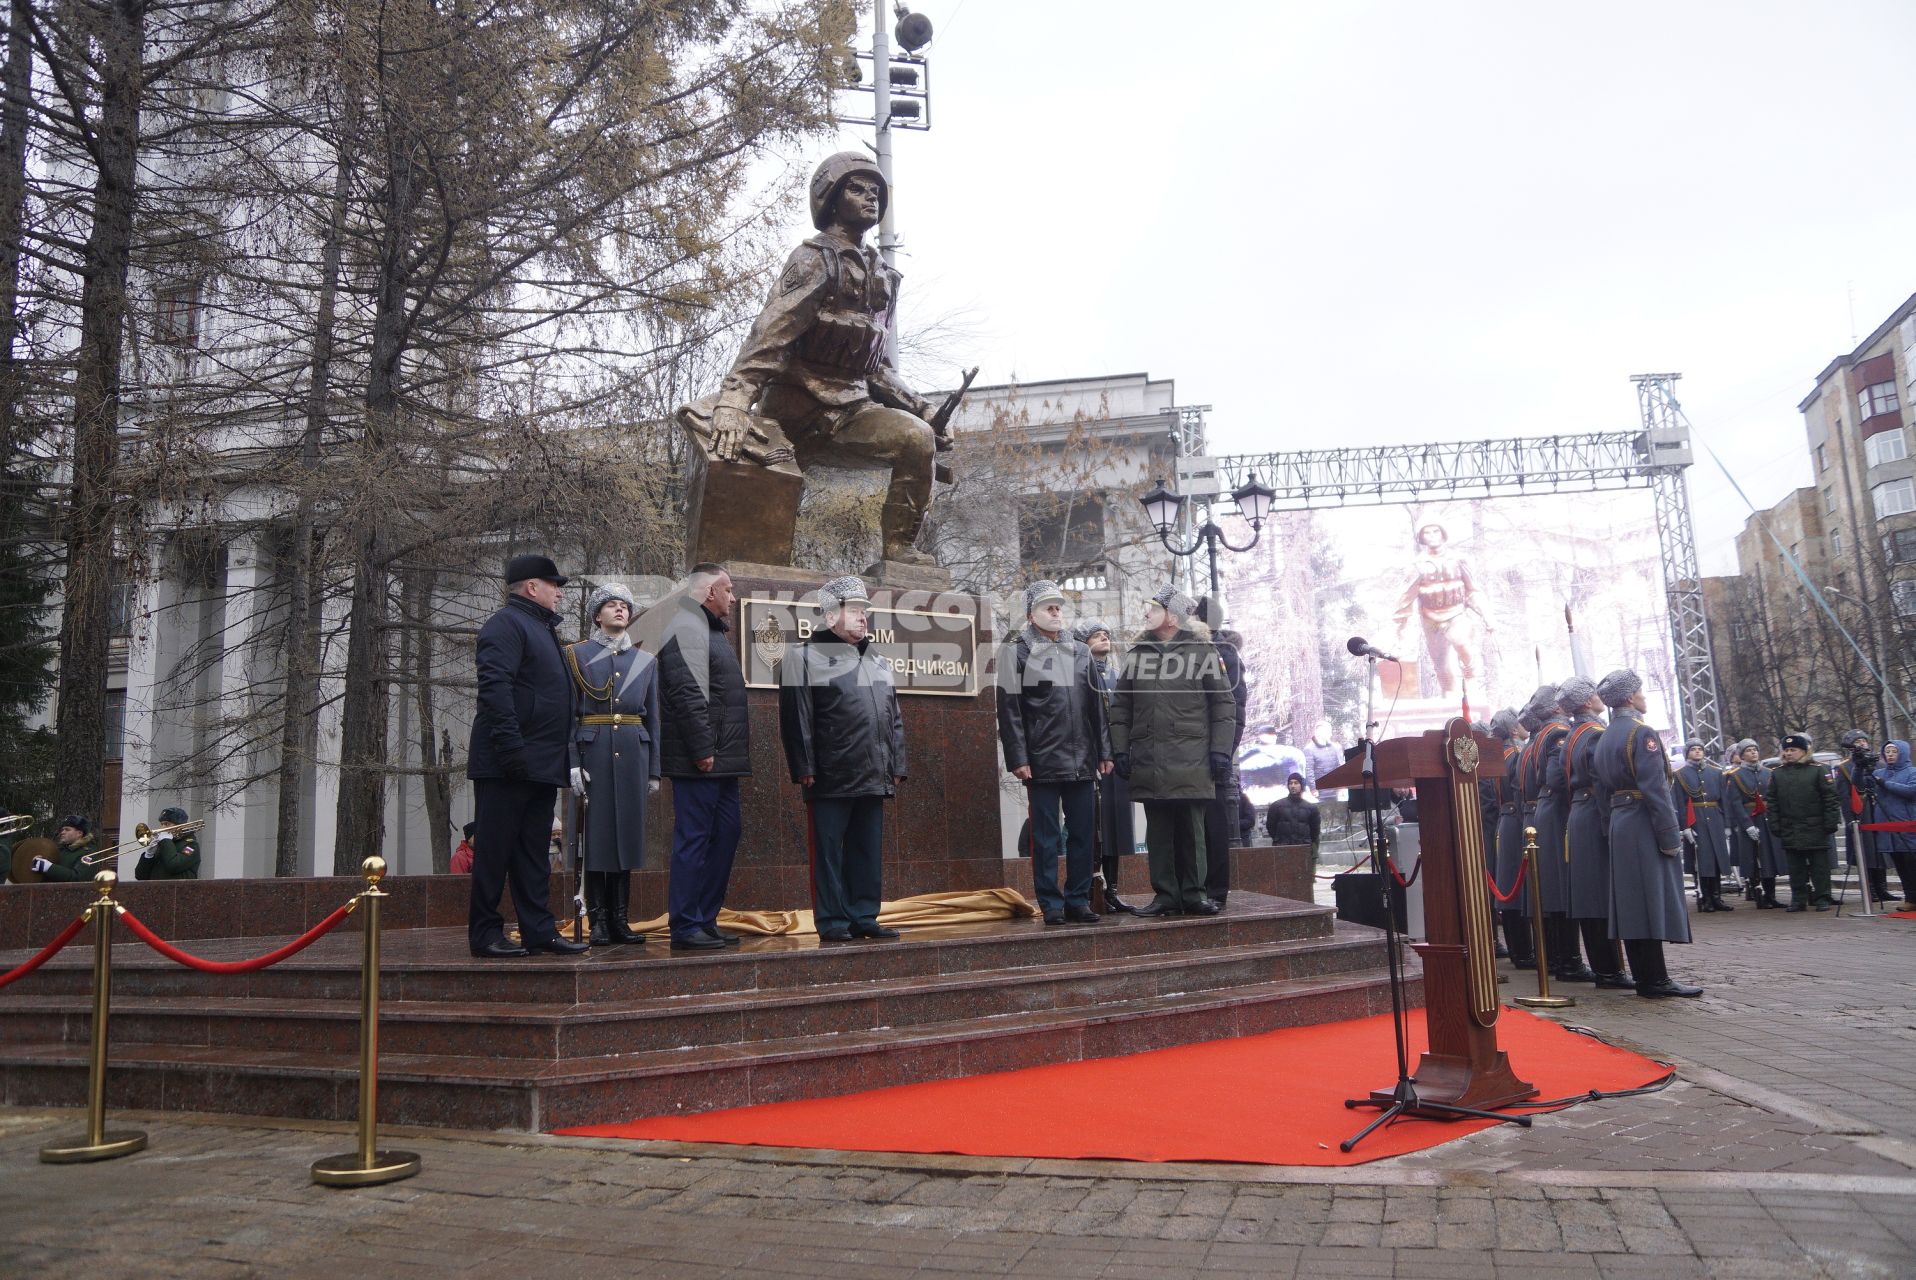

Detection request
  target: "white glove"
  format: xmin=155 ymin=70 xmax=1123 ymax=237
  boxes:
xmin=570 ymin=767 xmax=589 ymax=796
xmin=1681 ymin=830 xmax=1696 ymax=848
xmin=141 ymin=847 xmax=156 ymax=859
xmin=30 ymin=857 xmax=51 ymax=872
xmin=649 ymin=779 xmax=661 ymax=795
xmin=1745 ymin=826 xmax=1760 ymax=841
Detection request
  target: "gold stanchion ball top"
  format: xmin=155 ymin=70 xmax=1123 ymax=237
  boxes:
xmin=92 ymin=869 xmax=117 ymax=894
xmin=361 ymin=856 xmax=387 ymax=885
xmin=1523 ymin=826 xmax=1538 ymax=840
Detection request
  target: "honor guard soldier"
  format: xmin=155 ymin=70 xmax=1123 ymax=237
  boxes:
xmin=568 ymin=582 xmax=660 ymax=946
xmin=1765 ymin=733 xmax=1840 ymax=912
xmin=1723 ymin=738 xmax=1784 ymax=908
xmin=1591 ymin=669 xmax=1701 ymax=999
xmin=1523 ymin=684 xmax=1592 ymax=982
xmin=1557 ymin=679 xmax=1631 ymax=987
xmin=998 ymin=582 xmax=1114 ymax=926
xmin=30 ymin=815 xmax=99 ymax=882
xmin=1676 ymin=743 xmax=1733 ymax=911
xmin=1489 ymin=708 xmax=1535 ymax=969
xmin=135 ymin=805 xmax=200 ymax=880
xmin=779 ymin=575 xmax=908 ymax=942
xmin=466 ymin=554 xmax=590 ymax=959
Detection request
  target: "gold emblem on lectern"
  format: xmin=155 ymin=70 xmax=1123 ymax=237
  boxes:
xmin=1451 ymin=735 xmax=1480 ymax=774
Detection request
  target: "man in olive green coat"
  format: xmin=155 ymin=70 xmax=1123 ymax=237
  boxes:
xmin=1108 ymin=586 xmax=1237 ymax=916
xmin=134 ymin=805 xmax=201 ymax=880
xmin=1765 ymin=733 xmax=1840 ymax=911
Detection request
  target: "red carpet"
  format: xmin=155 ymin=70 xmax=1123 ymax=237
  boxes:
xmin=556 ymin=1008 xmax=1669 ymax=1166
xmin=1888 ymin=910 xmax=1916 ymax=920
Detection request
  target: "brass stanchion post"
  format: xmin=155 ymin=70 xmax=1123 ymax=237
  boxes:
xmin=1513 ymin=826 xmax=1574 ymax=1010
xmin=41 ymin=871 xmax=147 ymax=1163
xmin=312 ymin=857 xmax=420 ymax=1187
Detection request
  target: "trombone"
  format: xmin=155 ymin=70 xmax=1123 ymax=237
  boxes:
xmin=78 ymin=819 xmax=206 ymax=867
xmin=0 ymin=814 xmax=32 ymax=836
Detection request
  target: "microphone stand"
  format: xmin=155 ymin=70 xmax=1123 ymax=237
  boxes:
xmin=1342 ymin=654 xmax=1530 ymax=1152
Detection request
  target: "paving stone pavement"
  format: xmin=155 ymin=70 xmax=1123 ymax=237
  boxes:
xmin=4 ymin=895 xmax=1915 ymax=1277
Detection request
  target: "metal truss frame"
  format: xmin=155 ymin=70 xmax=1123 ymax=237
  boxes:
xmin=1206 ymin=375 xmax=1724 ymax=747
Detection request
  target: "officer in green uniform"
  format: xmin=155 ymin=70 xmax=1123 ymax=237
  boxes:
xmin=678 ymin=153 xmax=943 ymax=568
xmin=32 ymin=815 xmax=100 ymax=882
xmin=135 ymin=805 xmax=201 ymax=880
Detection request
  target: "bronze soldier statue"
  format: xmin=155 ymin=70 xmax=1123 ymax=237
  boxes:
xmin=679 ymin=152 xmax=955 ymax=570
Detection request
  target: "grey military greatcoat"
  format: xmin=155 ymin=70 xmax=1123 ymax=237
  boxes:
xmin=1722 ymin=763 xmax=1784 ymax=878
xmin=1493 ymin=743 xmax=1530 ymax=917
xmin=1594 ymin=711 xmax=1691 ymax=944
xmin=1561 ymin=715 xmax=1612 ymax=921
xmin=1530 ymin=720 xmax=1572 ymax=915
xmin=1675 ymin=761 xmax=1733 ymax=878
xmin=568 ymin=638 xmax=662 ymax=872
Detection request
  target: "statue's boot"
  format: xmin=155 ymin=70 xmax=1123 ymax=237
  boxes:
xmin=880 ymin=500 xmax=938 ymax=567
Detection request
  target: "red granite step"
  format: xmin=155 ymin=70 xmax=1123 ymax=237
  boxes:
xmin=12 ymin=897 xmax=1334 ymax=1005
xmin=0 ymin=928 xmax=1387 ymax=1060
xmin=0 ymin=968 xmax=1417 ymax=1132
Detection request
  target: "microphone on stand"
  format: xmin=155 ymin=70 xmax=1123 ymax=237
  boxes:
xmin=1346 ymin=636 xmax=1401 ymax=663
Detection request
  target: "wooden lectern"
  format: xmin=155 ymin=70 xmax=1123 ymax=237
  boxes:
xmin=1319 ymin=718 xmax=1537 ymax=1111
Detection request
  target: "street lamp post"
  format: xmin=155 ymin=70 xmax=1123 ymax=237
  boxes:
xmin=1137 ymin=474 xmax=1278 ymax=597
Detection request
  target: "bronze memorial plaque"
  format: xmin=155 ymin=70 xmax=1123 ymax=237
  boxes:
xmin=740 ymin=596 xmax=979 ymax=697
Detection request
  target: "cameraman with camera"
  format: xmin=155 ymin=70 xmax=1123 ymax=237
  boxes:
xmin=1873 ymin=738 xmax=1916 ymax=908
xmin=1832 ymin=731 xmax=1893 ymax=906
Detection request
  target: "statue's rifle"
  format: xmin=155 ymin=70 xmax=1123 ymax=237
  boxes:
xmin=926 ymin=366 xmax=979 ymax=451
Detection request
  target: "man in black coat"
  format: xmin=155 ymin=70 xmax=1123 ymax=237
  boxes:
xmin=657 ymin=564 xmax=751 ymax=951
xmin=998 ymin=580 xmax=1113 ymax=926
xmin=779 ymin=575 xmax=908 ymax=942
xmin=467 ymin=554 xmax=590 ymax=958
xmin=1265 ymin=773 xmax=1321 ymax=856
xmin=1197 ymin=598 xmax=1248 ymax=907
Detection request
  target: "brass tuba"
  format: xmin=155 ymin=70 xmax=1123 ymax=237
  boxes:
xmin=0 ymin=813 xmax=32 ymax=836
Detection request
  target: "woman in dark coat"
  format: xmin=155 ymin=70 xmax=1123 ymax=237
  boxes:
xmin=1875 ymin=740 xmax=1916 ymax=905
xmin=1076 ymin=618 xmax=1136 ymax=911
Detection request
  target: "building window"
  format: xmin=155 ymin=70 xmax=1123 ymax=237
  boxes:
xmin=1859 ymin=381 xmax=1900 ymax=420
xmin=1874 ymin=478 xmax=1916 ymax=520
xmin=103 ymin=689 xmax=126 ymax=761
xmin=154 ymin=282 xmax=202 ymax=347
xmin=1019 ymin=495 xmax=1106 ymax=575
xmin=1888 ymin=528 xmax=1916 ymax=565
xmin=1824 ymin=487 xmax=1837 ymax=513
xmin=107 ymin=578 xmax=136 ymax=638
xmin=1830 ymin=528 xmax=1842 ymax=555
xmin=1816 ymin=444 xmax=1829 ymax=472
xmin=1894 ymin=580 xmax=1916 ymax=619
xmin=1864 ymin=429 xmax=1909 ymax=468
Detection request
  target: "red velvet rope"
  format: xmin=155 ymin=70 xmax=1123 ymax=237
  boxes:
xmin=1487 ymin=859 xmax=1528 ymax=904
xmin=1383 ymin=853 xmax=1422 ymax=888
xmin=1860 ymin=821 xmax=1916 ymax=832
xmin=118 ymin=902 xmax=354 ymax=973
xmin=0 ymin=914 xmax=90 ymax=991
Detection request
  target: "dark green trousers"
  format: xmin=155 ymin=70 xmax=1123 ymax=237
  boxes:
xmin=1142 ymin=800 xmax=1209 ymax=910
xmin=1785 ymin=846 xmax=1834 ymax=906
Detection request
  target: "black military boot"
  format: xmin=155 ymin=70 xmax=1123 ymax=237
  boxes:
xmin=605 ymin=872 xmax=646 ymax=945
xmin=1501 ymin=911 xmax=1535 ymax=969
xmin=1758 ymin=877 xmax=1782 ymax=909
xmin=584 ymin=872 xmax=612 ymax=946
xmin=1867 ymin=868 xmax=1892 ymax=905
xmin=1697 ymin=876 xmax=1717 ymax=912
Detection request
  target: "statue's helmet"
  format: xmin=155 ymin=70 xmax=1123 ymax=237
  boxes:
xmin=809 ymin=151 xmax=889 ymax=231
xmin=1416 ymin=521 xmax=1447 ymax=546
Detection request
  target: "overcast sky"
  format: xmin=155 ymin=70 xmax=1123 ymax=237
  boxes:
xmin=774 ymin=1 xmax=1916 ymax=576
